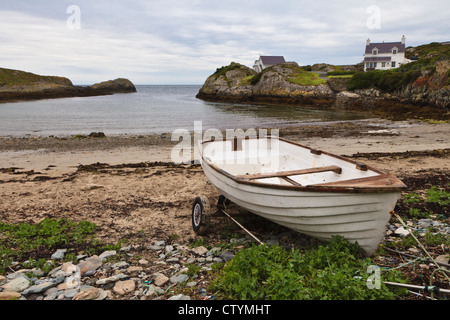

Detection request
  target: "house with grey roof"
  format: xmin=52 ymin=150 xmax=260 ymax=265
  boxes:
xmin=363 ymin=36 xmax=411 ymax=71
xmin=253 ymin=56 xmax=286 ymax=73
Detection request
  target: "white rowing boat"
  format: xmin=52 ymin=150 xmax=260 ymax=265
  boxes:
xmin=195 ymin=135 xmax=406 ymax=256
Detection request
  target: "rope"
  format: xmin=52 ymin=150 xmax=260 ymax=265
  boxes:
xmin=389 ymin=211 xmax=450 ymax=298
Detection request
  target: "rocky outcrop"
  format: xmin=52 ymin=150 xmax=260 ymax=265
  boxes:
xmin=196 ymin=61 xmax=450 ymax=120
xmin=197 ymin=62 xmax=335 ymax=107
xmin=0 ymin=68 xmax=137 ymax=103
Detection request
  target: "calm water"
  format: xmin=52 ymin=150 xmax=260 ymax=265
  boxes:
xmin=0 ymin=85 xmax=367 ymax=137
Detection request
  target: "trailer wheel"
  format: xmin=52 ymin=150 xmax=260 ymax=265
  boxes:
xmin=192 ymin=195 xmax=210 ymax=235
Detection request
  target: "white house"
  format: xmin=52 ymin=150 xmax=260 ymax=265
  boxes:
xmin=363 ymin=36 xmax=411 ymax=71
xmin=253 ymin=56 xmax=286 ymax=73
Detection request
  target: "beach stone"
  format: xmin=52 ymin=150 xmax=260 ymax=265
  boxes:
xmin=95 ymin=289 xmax=108 ymax=300
xmin=113 ymin=280 xmax=135 ymax=295
xmin=165 ymin=245 xmax=174 ymax=254
xmin=408 ymin=248 xmax=421 ymax=254
xmin=51 ymin=249 xmax=67 ymax=260
xmin=96 ymin=275 xmax=120 ymax=286
xmin=99 ymin=250 xmax=117 ymax=261
xmin=77 ymin=255 xmax=103 ymax=275
xmin=192 ymin=246 xmax=208 ymax=256
xmin=418 ymin=219 xmax=434 ymax=228
xmin=168 ymin=294 xmax=191 ymax=300
xmin=88 ymin=132 xmax=106 ymax=138
xmin=394 ymin=226 xmax=410 ymax=237
xmin=22 ymin=278 xmax=63 ymax=295
xmin=0 ymin=291 xmax=21 ymax=300
xmin=206 ymin=247 xmax=221 ymax=256
xmin=73 ymin=288 xmax=100 ymax=300
xmin=127 ymin=266 xmax=143 ymax=274
xmin=435 ymin=255 xmax=449 ymax=265
xmin=1 ymin=276 xmax=30 ymax=292
xmin=112 ymin=261 xmax=129 ymax=269
xmin=220 ymin=251 xmax=235 ymax=262
xmin=153 ymin=274 xmax=169 ymax=287
xmin=170 ymin=274 xmax=188 ymax=285
xmin=63 ymin=289 xmax=80 ymax=298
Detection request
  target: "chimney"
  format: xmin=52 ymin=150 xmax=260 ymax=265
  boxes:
xmin=366 ymin=38 xmax=370 ymax=46
xmin=401 ymin=35 xmax=406 ymax=44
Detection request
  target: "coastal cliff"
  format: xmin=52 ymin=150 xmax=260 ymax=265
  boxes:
xmin=196 ymin=43 xmax=450 ymax=120
xmin=0 ymin=68 xmax=137 ymax=103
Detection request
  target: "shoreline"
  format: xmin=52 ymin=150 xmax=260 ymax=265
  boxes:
xmin=1 ymin=118 xmax=449 ymax=174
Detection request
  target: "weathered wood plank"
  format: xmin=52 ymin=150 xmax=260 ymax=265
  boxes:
xmin=236 ymin=165 xmax=342 ymax=180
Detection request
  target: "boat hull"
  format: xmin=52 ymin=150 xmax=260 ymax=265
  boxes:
xmin=201 ymin=157 xmax=400 ymax=256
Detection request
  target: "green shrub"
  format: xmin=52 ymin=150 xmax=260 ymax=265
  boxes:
xmin=213 ymin=63 xmax=243 ymax=79
xmin=209 ymin=236 xmax=407 ymax=300
xmin=425 ymin=186 xmax=450 ymax=206
xmin=347 ymin=69 xmax=420 ymax=92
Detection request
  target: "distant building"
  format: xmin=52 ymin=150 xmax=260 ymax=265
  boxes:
xmin=363 ymin=35 xmax=411 ymax=71
xmin=253 ymin=56 xmax=286 ymax=73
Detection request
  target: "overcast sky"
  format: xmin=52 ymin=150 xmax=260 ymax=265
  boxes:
xmin=1 ymin=0 xmax=448 ymax=84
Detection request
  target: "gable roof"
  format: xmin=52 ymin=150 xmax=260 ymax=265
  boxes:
xmin=365 ymin=42 xmax=405 ymax=54
xmin=260 ymin=56 xmax=286 ymax=65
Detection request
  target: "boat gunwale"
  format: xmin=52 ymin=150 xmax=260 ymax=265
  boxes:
xmin=200 ymin=136 xmax=407 ymax=193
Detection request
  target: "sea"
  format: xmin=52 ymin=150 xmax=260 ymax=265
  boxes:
xmin=0 ymin=85 xmax=368 ymax=137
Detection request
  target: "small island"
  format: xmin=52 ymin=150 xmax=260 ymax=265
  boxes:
xmin=0 ymin=67 xmax=137 ymax=103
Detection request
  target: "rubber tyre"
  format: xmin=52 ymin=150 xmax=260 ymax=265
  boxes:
xmin=192 ymin=195 xmax=211 ymax=235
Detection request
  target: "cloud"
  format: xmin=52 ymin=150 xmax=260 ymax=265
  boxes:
xmin=0 ymin=0 xmax=448 ymax=84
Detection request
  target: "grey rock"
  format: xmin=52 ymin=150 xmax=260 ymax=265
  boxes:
xmin=206 ymin=247 xmax=221 ymax=257
xmin=22 ymin=277 xmax=64 ymax=295
xmin=220 ymin=251 xmax=235 ymax=262
xmin=51 ymin=249 xmax=67 ymax=260
xmin=1 ymin=276 xmax=30 ymax=292
xmin=112 ymin=261 xmax=129 ymax=269
xmin=170 ymin=274 xmax=188 ymax=285
xmin=96 ymin=275 xmax=120 ymax=286
xmin=77 ymin=255 xmax=103 ymax=275
xmin=99 ymin=250 xmax=117 ymax=261
xmin=63 ymin=288 xmax=80 ymax=298
xmin=168 ymin=294 xmax=191 ymax=300
xmin=153 ymin=274 xmax=169 ymax=287
xmin=191 ymin=246 xmax=208 ymax=256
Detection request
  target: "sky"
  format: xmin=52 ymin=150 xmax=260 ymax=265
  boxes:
xmin=0 ymin=0 xmax=449 ymax=85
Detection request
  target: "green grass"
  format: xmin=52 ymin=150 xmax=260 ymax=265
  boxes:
xmin=287 ymin=69 xmax=327 ymax=86
xmin=0 ymin=67 xmax=71 ymax=87
xmin=0 ymin=218 xmax=124 ymax=274
xmin=209 ymin=236 xmax=408 ymax=300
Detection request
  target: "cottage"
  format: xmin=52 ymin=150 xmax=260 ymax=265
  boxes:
xmin=253 ymin=56 xmax=286 ymax=73
xmin=363 ymin=36 xmax=411 ymax=71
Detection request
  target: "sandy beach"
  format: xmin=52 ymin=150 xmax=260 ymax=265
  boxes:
xmin=0 ymin=118 xmax=448 ymax=246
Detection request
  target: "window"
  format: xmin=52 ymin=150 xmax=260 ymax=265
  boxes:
xmin=381 ymin=62 xmax=386 ymax=67
xmin=372 ymin=49 xmax=378 ymax=55
xmin=391 ymin=61 xmax=396 ymax=68
xmin=392 ymin=49 xmax=397 ymax=54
